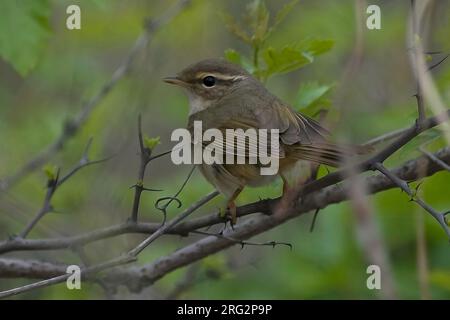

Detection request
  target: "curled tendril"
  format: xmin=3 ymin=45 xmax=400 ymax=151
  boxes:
xmin=155 ymin=196 xmax=183 ymax=211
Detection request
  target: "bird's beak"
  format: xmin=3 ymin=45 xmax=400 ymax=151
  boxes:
xmin=163 ymin=76 xmax=186 ymax=87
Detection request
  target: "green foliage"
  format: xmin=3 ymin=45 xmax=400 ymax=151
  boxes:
xmin=257 ymin=39 xmax=334 ymax=80
xmin=0 ymin=0 xmax=51 ymax=76
xmin=295 ymin=81 xmax=334 ymax=115
xmin=43 ymin=164 xmax=58 ymax=181
xmin=222 ymin=0 xmax=331 ymax=82
xmin=143 ymin=135 xmax=161 ymax=151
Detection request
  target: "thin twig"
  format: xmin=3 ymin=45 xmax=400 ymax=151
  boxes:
xmin=420 ymin=146 xmax=450 ymax=171
xmin=1 ymin=147 xmax=450 ymax=255
xmin=19 ymin=139 xmax=108 ymax=238
xmin=155 ymin=165 xmax=196 ymax=224
xmin=129 ymin=191 xmax=219 ymax=256
xmin=0 ymin=191 xmax=218 ymax=298
xmin=373 ymin=162 xmax=450 ymax=239
xmin=130 ymin=115 xmax=157 ymax=222
xmin=192 ymin=230 xmax=292 ymax=250
xmin=1 ymin=148 xmax=450 ymax=295
xmin=411 ymin=0 xmax=426 ymax=124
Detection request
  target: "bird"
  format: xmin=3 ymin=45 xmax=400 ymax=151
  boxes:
xmin=164 ymin=58 xmax=367 ymax=224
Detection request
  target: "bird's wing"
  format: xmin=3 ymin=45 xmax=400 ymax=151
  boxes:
xmin=188 ymin=107 xmax=284 ymax=161
xmin=254 ymin=99 xmax=370 ymax=167
xmin=252 ymin=98 xmax=330 ymax=145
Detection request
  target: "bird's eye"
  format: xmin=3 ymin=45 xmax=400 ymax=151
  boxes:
xmin=202 ymin=76 xmax=216 ymax=87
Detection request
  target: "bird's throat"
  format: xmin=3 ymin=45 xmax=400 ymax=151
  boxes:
xmin=186 ymin=91 xmax=213 ymax=115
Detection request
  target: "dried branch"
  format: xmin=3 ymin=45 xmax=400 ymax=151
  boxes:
xmin=420 ymin=146 xmax=450 ymax=171
xmin=0 ymin=190 xmax=218 ymax=298
xmin=1 ymin=143 xmax=449 ymax=255
xmin=130 ymin=115 xmax=159 ymax=222
xmin=2 ymin=147 xmax=449 ymax=294
xmin=373 ymin=162 xmax=450 ymax=239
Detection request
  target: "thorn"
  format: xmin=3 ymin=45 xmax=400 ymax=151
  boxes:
xmin=82 ymin=137 xmax=94 ymax=159
xmin=428 ymin=54 xmax=449 ymax=71
xmin=7 ymin=234 xmax=20 ymax=241
xmin=142 ymin=187 xmax=163 ymax=192
xmin=310 ymin=208 xmax=320 ymax=233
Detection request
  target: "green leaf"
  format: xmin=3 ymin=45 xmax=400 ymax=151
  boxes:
xmin=43 ymin=164 xmax=58 ymax=181
xmin=0 ymin=1 xmax=51 ymax=76
xmin=224 ymin=49 xmax=254 ymax=74
xmin=296 ymin=82 xmax=334 ymax=110
xmin=224 ymin=49 xmax=242 ymax=65
xmin=260 ymin=45 xmax=312 ymax=78
xmin=304 ymin=38 xmax=335 ymax=56
xmin=259 ymin=39 xmax=334 ymax=80
xmin=143 ymin=135 xmax=160 ymax=150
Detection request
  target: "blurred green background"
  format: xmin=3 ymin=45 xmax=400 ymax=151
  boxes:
xmin=0 ymin=0 xmax=449 ymax=299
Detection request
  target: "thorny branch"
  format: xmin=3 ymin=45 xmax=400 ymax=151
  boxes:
xmin=129 ymin=115 xmax=161 ymax=223
xmin=19 ymin=138 xmax=109 ymax=238
xmin=1 ymin=146 xmax=449 ymax=294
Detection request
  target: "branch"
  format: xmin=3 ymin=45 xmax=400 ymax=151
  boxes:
xmin=373 ymin=162 xmax=450 ymax=239
xmin=1 ymin=147 xmax=449 ymax=294
xmin=420 ymin=146 xmax=450 ymax=171
xmin=129 ymin=115 xmax=159 ymax=222
xmin=0 ymin=0 xmax=191 ymax=192
xmin=0 ymin=189 xmax=218 ymax=298
xmin=301 ymin=109 xmax=450 ymax=196
xmin=19 ymin=138 xmax=108 ymax=238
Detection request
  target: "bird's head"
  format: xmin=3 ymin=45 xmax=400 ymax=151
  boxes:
xmin=164 ymin=58 xmax=251 ymax=115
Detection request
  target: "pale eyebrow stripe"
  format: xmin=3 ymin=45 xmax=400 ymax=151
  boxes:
xmin=196 ymin=72 xmax=247 ymax=82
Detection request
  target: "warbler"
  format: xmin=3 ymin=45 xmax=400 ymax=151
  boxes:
xmin=164 ymin=59 xmax=365 ymax=224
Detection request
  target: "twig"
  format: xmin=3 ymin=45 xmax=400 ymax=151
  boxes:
xmin=130 ymin=115 xmax=157 ymax=222
xmin=191 ymin=230 xmax=293 ymax=250
xmin=302 ymin=109 xmax=450 ymax=197
xmin=309 ymin=208 xmax=320 ymax=233
xmin=411 ymin=0 xmax=426 ymax=124
xmin=0 ymin=190 xmax=218 ymax=298
xmin=128 ymin=191 xmax=219 ymax=256
xmin=1 ymin=147 xmax=450 ymax=294
xmin=155 ymin=165 xmax=196 ymax=224
xmin=420 ymin=146 xmax=450 ymax=171
xmin=373 ymin=162 xmax=450 ymax=239
xmin=18 ymin=169 xmax=59 ymax=239
xmin=1 ymin=147 xmax=450 ymax=255
xmin=20 ymin=139 xmax=108 ymax=238
xmin=0 ymin=0 xmax=191 ymax=192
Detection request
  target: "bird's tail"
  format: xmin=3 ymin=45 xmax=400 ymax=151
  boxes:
xmin=290 ymin=142 xmax=373 ymax=167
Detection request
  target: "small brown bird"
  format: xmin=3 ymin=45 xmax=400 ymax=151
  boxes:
xmin=164 ymin=58 xmax=364 ymax=224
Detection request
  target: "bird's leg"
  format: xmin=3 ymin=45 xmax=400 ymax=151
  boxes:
xmin=227 ymin=187 xmax=243 ymax=225
xmin=279 ymin=175 xmax=300 ymax=213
